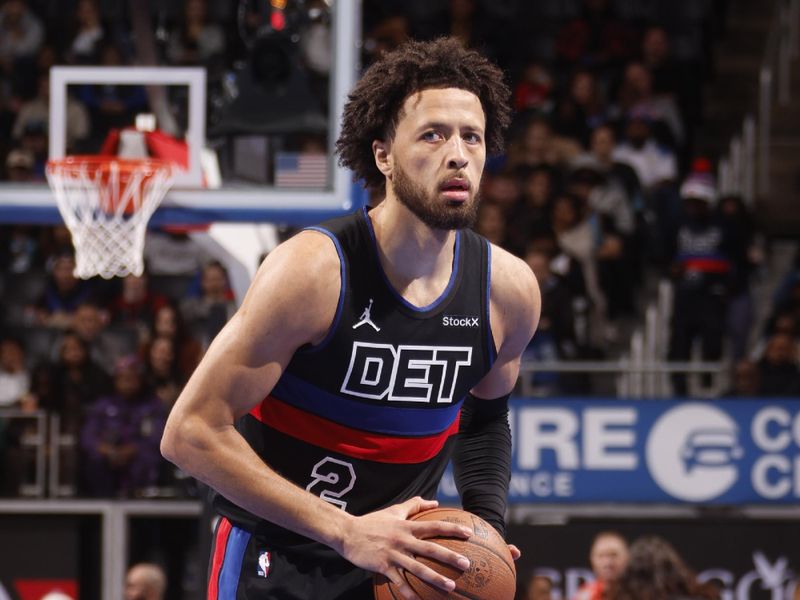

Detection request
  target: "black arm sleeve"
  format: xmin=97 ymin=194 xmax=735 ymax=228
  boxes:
xmin=451 ymin=392 xmax=512 ymax=539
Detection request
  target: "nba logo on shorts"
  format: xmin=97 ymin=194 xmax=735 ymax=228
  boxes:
xmin=257 ymin=550 xmax=271 ymax=578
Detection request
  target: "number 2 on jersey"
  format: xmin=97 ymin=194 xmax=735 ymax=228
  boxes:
xmin=306 ymin=457 xmax=356 ymax=510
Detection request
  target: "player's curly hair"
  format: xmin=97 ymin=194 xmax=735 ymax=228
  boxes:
xmin=336 ymin=37 xmax=512 ymax=192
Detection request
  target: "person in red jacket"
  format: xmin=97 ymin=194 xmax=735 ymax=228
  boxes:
xmin=573 ymin=531 xmax=629 ymax=600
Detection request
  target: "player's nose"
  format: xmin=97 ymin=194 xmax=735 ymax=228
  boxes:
xmin=445 ymin=137 xmax=468 ymax=170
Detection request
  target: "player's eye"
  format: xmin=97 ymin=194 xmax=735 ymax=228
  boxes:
xmin=422 ymin=131 xmax=443 ymax=142
xmin=463 ymin=132 xmax=482 ymax=144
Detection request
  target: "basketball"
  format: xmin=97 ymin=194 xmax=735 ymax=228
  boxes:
xmin=373 ymin=508 xmax=516 ymax=600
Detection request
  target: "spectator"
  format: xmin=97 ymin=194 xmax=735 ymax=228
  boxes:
xmin=80 ymin=356 xmax=166 ymax=497
xmin=512 ymin=61 xmax=553 ymax=113
xmin=766 ymin=278 xmax=800 ymax=340
xmin=474 ymin=201 xmax=508 ymax=247
xmin=4 ymin=147 xmax=36 ymax=182
xmin=573 ymin=531 xmax=629 ymax=600
xmin=668 ymin=172 xmax=732 ymax=395
xmin=109 ymin=273 xmax=168 ymax=341
xmin=12 ymin=71 xmax=91 ymax=152
xmin=525 ymin=574 xmax=553 ymax=600
xmin=180 ymin=260 xmax=237 ymax=346
xmin=640 ymin=26 xmax=703 ymax=134
xmin=569 ymin=158 xmax=636 ymax=324
xmin=481 ymin=170 xmax=521 ymax=216
xmin=551 ymin=193 xmax=607 ymax=347
xmin=524 ymin=248 xmax=582 ymax=394
xmin=726 ymin=358 xmax=761 ymax=397
xmin=717 ymin=194 xmax=763 ymax=359
xmin=143 ymin=336 xmax=182 ymax=409
xmin=0 ymin=0 xmax=44 ymax=70
xmin=0 ymin=335 xmax=29 ymax=407
xmin=31 ymin=252 xmax=94 ymax=328
xmin=758 ymin=332 xmax=800 ymax=396
xmin=555 ymin=0 xmax=638 ymax=72
xmin=17 ymin=119 xmax=48 ymax=178
xmin=143 ymin=230 xmax=213 ymax=276
xmin=507 ymin=165 xmax=555 ymax=253
xmin=67 ymin=0 xmax=104 ymax=64
xmin=526 ymin=248 xmax=579 ymax=361
xmin=587 ymin=124 xmax=642 ymax=210
xmin=124 ymin=562 xmax=166 ymax=600
xmin=615 ymin=61 xmax=685 ymax=148
xmin=606 ymin=536 xmax=718 ymax=600
xmin=0 ymin=224 xmax=41 ymax=273
xmin=509 ymin=116 xmax=582 ymax=170
xmin=166 ymin=0 xmax=225 ymax=66
xmin=612 ymin=110 xmax=677 ymax=192
xmin=569 ymin=155 xmax=634 ymax=237
xmin=148 ymin=302 xmax=202 ymax=381
xmin=28 ymin=331 xmax=112 ymax=436
xmin=553 ymin=69 xmax=607 ymax=146
xmin=76 ymin=42 xmax=147 ymax=145
xmin=71 ymin=301 xmax=123 ymax=373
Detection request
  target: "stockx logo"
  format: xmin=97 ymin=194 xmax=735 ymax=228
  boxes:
xmin=442 ymin=315 xmax=480 ymax=328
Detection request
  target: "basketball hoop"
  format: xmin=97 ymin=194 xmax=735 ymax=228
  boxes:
xmin=46 ymin=156 xmax=173 ymax=279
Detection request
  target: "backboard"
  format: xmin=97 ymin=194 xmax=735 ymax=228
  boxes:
xmin=0 ymin=0 xmax=362 ymax=226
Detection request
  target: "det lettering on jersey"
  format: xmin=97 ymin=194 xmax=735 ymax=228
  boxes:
xmin=442 ymin=315 xmax=480 ymax=327
xmin=341 ymin=342 xmax=472 ymax=403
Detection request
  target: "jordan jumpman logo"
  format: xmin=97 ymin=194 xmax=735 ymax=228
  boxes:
xmin=353 ymin=298 xmax=380 ymax=332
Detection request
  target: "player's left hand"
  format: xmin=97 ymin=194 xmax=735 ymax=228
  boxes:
xmin=508 ymin=544 xmax=521 ymax=560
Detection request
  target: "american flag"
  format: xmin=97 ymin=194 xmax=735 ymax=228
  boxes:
xmin=274 ymin=152 xmax=328 ymax=188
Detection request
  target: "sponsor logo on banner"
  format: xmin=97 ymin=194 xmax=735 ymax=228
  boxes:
xmin=646 ymin=404 xmax=743 ymax=501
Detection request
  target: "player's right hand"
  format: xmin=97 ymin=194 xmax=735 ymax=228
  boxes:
xmin=336 ymin=496 xmax=472 ymax=600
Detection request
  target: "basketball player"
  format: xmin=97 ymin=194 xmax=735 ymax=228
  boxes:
xmin=161 ymin=37 xmax=541 ymax=600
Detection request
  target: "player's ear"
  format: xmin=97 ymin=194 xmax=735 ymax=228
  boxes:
xmin=372 ymin=140 xmax=392 ymax=178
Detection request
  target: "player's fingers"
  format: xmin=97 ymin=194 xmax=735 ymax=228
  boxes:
xmin=400 ymin=496 xmax=438 ymax=517
xmin=408 ymin=538 xmax=471 ymax=571
xmin=508 ymin=544 xmax=521 ymax=560
xmin=396 ymin=552 xmax=457 ymax=594
xmin=386 ymin=569 xmax=421 ymax=600
xmin=410 ymin=519 xmax=472 ymax=540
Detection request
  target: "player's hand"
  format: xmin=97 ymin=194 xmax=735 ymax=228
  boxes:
xmin=338 ymin=496 xmax=472 ymax=600
xmin=508 ymin=544 xmax=521 ymax=560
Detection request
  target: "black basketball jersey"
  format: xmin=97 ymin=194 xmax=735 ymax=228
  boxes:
xmin=212 ymin=207 xmax=496 ymax=549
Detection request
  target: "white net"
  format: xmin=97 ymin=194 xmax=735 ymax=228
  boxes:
xmin=46 ymin=157 xmax=172 ymax=279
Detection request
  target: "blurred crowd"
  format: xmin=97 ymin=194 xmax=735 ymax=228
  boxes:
xmin=1 ymin=0 xmax=800 ymax=500
xmin=521 ymin=531 xmax=730 ymax=600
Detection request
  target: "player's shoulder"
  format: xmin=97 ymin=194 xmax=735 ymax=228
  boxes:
xmin=489 ymin=242 xmax=539 ymax=310
xmin=264 ymin=228 xmax=341 ymax=275
xmin=243 ymin=228 xmax=342 ymax=307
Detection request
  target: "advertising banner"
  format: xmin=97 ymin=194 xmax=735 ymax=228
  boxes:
xmin=0 ymin=515 xmax=80 ymax=600
xmin=438 ymin=398 xmax=800 ymax=504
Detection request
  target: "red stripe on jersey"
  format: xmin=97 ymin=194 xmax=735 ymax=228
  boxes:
xmin=207 ymin=517 xmax=232 ymax=600
xmin=682 ymin=257 xmax=731 ymax=273
xmin=249 ymin=396 xmax=460 ymax=464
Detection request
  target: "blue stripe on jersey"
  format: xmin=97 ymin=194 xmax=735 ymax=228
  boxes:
xmin=486 ymin=240 xmax=496 ymax=367
xmin=218 ymin=525 xmax=251 ymax=599
xmin=272 ymin=371 xmax=462 ymax=436
xmin=302 ymin=226 xmax=347 ymax=352
xmin=362 ymin=206 xmax=461 ymax=313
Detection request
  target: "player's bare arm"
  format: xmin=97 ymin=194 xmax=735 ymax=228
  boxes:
xmin=161 ymin=230 xmax=471 ymax=597
xmin=474 ymin=243 xmax=542 ymax=400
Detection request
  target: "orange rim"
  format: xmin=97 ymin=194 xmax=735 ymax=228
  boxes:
xmin=46 ymin=155 xmax=172 ymax=177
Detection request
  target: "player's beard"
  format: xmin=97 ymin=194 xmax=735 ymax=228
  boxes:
xmin=392 ymin=164 xmax=479 ymax=231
